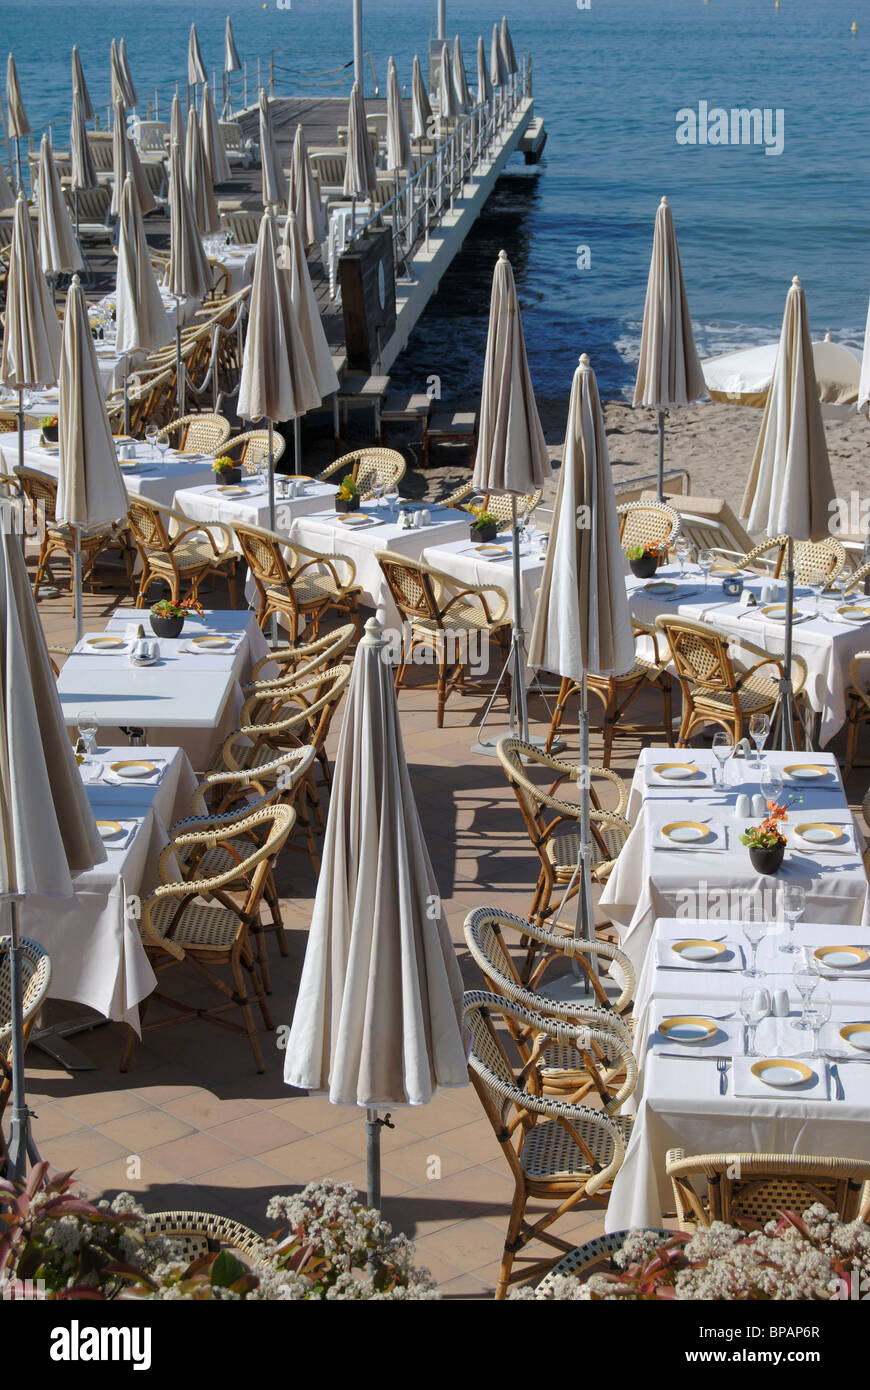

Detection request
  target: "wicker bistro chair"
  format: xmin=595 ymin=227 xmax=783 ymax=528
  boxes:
xmin=1 ymin=936 xmax=51 ymax=1136
xmin=222 ymin=429 xmax=286 ymax=474
xmin=496 ymin=738 xmax=631 ymax=929
xmin=546 ymin=619 xmax=674 ymax=766
xmin=441 ymin=482 xmax=474 ymax=510
xmin=376 ymin=551 xmax=512 ymax=727
xmin=155 ymin=412 xmax=231 ymax=456
xmin=844 ymin=561 xmax=870 ymax=595
xmin=16 ymin=468 xmax=132 ymax=606
xmin=141 ymin=1210 xmax=269 ymax=1268
xmin=844 ymin=651 xmax=870 ymax=778
xmin=233 ymin=521 xmax=362 ymax=643
xmin=437 ymin=483 xmax=543 ymax=533
xmin=464 ymin=990 xmax=632 ymax=1298
xmin=121 ymin=804 xmax=296 ymax=1074
xmin=463 ymin=907 xmax=637 ymax=1102
xmin=534 ymin=1228 xmax=675 ymax=1296
xmin=106 ymin=364 xmax=177 ymax=436
xmin=246 ymin=623 xmax=356 ymax=688
xmin=617 ymin=499 xmax=682 ymax=554
xmin=666 ymin=1148 xmax=870 ymax=1230
xmin=317 ymin=447 xmax=406 ymax=500
xmin=730 ymin=535 xmax=847 ymax=585
xmin=127 ymin=497 xmax=240 ymax=607
xmin=654 ymin=614 xmax=808 ymax=746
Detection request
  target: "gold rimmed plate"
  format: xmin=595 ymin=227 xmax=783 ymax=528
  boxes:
xmin=814 ymin=945 xmax=869 ymax=970
xmin=751 ymin=1058 xmax=814 ymax=1088
xmin=658 ymin=1015 xmax=718 ymax=1045
xmin=96 ymin=820 xmax=125 ymax=841
xmin=644 ymin=580 xmax=678 ymax=596
xmin=836 ymin=604 xmax=870 ymax=624
xmin=475 ymin=544 xmax=508 ymax=555
xmin=670 ymin=939 xmax=727 ymax=963
xmin=710 ymin=563 xmax=739 ymax=575
xmin=109 ymin=760 xmax=157 ymax=780
xmin=760 ymin=603 xmax=798 ymax=622
xmin=783 ymin=763 xmax=832 ymax=783
xmin=216 ymin=485 xmax=248 ymax=495
xmin=190 ymin=635 xmax=233 ymax=650
xmin=118 ymin=459 xmax=139 ymax=470
xmin=84 ymin=636 xmax=127 ymax=651
xmin=338 ymin=513 xmax=372 ymax=525
xmin=652 ymin=762 xmax=700 ymax=781
xmin=839 ymin=1023 xmax=870 ymax=1052
xmin=794 ymin=822 xmax=848 ymax=846
xmin=661 ymin=820 xmax=712 ymax=844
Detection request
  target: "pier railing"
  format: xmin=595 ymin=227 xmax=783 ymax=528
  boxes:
xmin=346 ymin=57 xmax=533 ymax=282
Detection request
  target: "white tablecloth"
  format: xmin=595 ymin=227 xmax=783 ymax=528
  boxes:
xmin=173 ymin=477 xmax=338 ymax=531
xmin=210 ymin=243 xmax=256 ymax=292
xmin=421 ymin=529 xmax=547 ymax=631
xmin=628 ymin=563 xmax=870 ymax=745
xmin=58 ymin=609 xmax=268 ymax=769
xmin=606 ymin=913 xmax=870 ymax=1231
xmin=17 ymin=745 xmax=197 ymax=1030
xmin=287 ymin=502 xmax=472 ymax=631
xmin=0 ymin=431 xmax=221 ymax=510
xmin=600 ymin=747 xmax=870 ymax=979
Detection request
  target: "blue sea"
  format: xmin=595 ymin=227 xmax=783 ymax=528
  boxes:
xmin=5 ymin=0 xmax=868 ymax=406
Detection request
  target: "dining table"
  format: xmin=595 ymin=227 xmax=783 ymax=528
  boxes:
xmin=19 ymin=744 xmax=197 ymax=1032
xmin=605 ymin=912 xmax=870 ymax=1232
xmin=627 ymin=561 xmax=870 ymax=745
xmin=422 ymin=525 xmax=548 ymax=632
xmin=599 ymin=746 xmax=870 ymax=981
xmin=172 ymin=475 xmax=338 ymax=531
xmin=57 ymin=608 xmax=269 ymax=769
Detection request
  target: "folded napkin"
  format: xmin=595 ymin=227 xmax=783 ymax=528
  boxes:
xmin=95 ymin=819 xmax=139 ymax=851
xmin=732 ymin=1055 xmax=828 ymax=1100
xmin=652 ymin=819 xmax=729 ymax=852
xmin=645 ymin=762 xmax=712 ymax=789
xmin=650 ymin=1014 xmax=738 ymax=1059
xmin=180 ymin=638 xmax=241 ymax=657
xmin=655 ymin=938 xmax=744 ymax=972
xmin=75 ymin=635 xmax=132 ymax=655
xmin=789 ymin=823 xmax=858 ymax=856
xmin=101 ymin=761 xmax=167 ymax=788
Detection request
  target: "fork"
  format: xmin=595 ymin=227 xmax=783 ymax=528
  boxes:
xmin=716 ymin=1057 xmax=730 ymax=1095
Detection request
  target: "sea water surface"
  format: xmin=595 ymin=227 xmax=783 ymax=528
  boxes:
xmin=5 ymin=0 xmax=868 ymax=407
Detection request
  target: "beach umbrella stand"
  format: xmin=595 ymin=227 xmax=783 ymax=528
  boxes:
xmin=769 ymin=539 xmax=799 ymax=751
xmin=365 ymin=1108 xmax=395 ymax=1210
xmin=5 ymin=901 xmax=43 ymax=1178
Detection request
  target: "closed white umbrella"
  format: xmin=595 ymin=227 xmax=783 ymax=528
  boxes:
xmin=854 ymin=293 xmax=869 ymax=416
xmin=259 ymin=88 xmax=288 ymax=209
xmin=385 ymin=57 xmax=412 ymax=172
xmin=438 ymin=45 xmax=458 ymax=123
xmin=284 ymin=616 xmax=467 ymax=1206
xmin=633 ymin=195 xmax=706 ymax=500
xmin=343 ymin=81 xmax=377 ymax=200
xmin=239 ymin=210 xmax=318 ymax=549
xmin=0 ymin=494 xmax=104 ymax=1176
xmin=225 ymin=15 xmax=242 ymax=73
xmin=115 ymin=174 xmax=173 ymax=431
xmin=500 ymin=16 xmax=518 ymax=76
xmin=5 ymin=55 xmax=30 ymax=190
xmin=110 ymin=39 xmax=135 ymax=111
xmin=0 ymin=195 xmax=61 ymax=474
xmin=289 ymin=124 xmax=327 ymax=251
xmin=69 ymin=87 xmax=97 ymax=257
xmin=167 ymin=135 xmax=212 ymax=411
xmin=36 ymin=134 xmax=83 ymax=280
xmin=170 ymin=92 xmax=185 ymax=151
xmin=281 ymin=210 xmax=339 ymax=469
xmin=119 ymin=39 xmax=138 ymax=109
xmin=741 ymin=275 xmax=837 ymax=747
xmin=71 ymin=44 xmax=94 ymax=124
xmin=188 ymin=22 xmax=208 ymax=88
xmin=0 ymin=163 xmax=14 ymax=212
xmin=490 ymin=23 xmax=507 ymax=89
xmin=476 ymin=35 xmax=492 ymax=105
xmin=185 ymin=103 xmax=219 ymax=234
xmin=452 ymin=35 xmax=472 ymax=113
xmin=111 ymin=98 xmax=155 ymax=219
xmin=200 ymin=82 xmax=231 ymax=186
xmin=410 ymin=54 xmax=432 ymax=141
xmin=529 ymin=354 xmax=634 ymax=940
xmin=473 ymin=249 xmax=550 ymax=749
xmin=57 ymin=273 xmax=129 ymax=643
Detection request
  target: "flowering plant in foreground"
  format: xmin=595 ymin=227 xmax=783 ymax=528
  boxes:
xmin=513 ymin=1207 xmax=870 ymax=1300
xmin=211 ymin=455 xmax=236 ymax=474
xmin=0 ymin=1172 xmax=437 ymax=1301
xmin=624 ymin=540 xmax=666 ymax=561
xmin=150 ymin=595 xmax=205 ymax=621
xmin=740 ymin=798 xmax=788 ymax=851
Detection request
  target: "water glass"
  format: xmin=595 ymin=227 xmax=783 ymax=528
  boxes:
xmin=698 ymin=548 xmax=714 ymax=588
xmin=742 ymin=918 xmax=765 ymax=978
xmin=711 ymin=730 xmax=732 ymax=788
xmin=749 ymin=712 xmax=770 ymax=769
xmin=808 ymin=580 xmax=824 ymax=617
xmin=739 ymin=986 xmax=768 ymax=1056
xmin=76 ymin=709 xmax=99 ymax=756
xmin=779 ymin=883 xmax=805 ymax=955
xmin=674 ymin=536 xmax=692 ymax=578
xmin=385 ymin=489 xmax=399 ymax=519
xmin=804 ymin=985 xmax=831 ymax=1058
xmin=145 ymin=423 xmax=159 ymax=458
xmin=759 ymin=765 xmax=783 ymax=804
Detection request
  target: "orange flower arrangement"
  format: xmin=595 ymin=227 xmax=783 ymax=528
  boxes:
xmin=740 ymin=799 xmax=788 ymax=851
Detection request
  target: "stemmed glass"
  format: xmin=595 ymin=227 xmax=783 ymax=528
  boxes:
xmin=157 ymin=434 xmax=171 ymax=468
xmin=759 ymin=764 xmax=783 ymax=806
xmin=711 ymin=730 xmax=733 ymax=788
xmin=76 ymin=709 xmax=99 ymax=757
xmin=674 ymin=536 xmax=692 ymax=579
xmin=779 ymin=883 xmax=805 ymax=955
xmin=749 ymin=712 xmax=769 ymax=770
xmin=698 ymin=548 xmax=715 ymax=589
xmin=739 ymin=986 xmax=768 ymax=1056
xmin=145 ymin=423 xmax=159 ymax=459
xmin=373 ymin=481 xmax=385 ymax=513
xmin=804 ymin=985 xmax=831 ymax=1059
xmin=742 ymin=918 xmax=766 ymax=978
xmin=808 ymin=579 xmax=824 ymax=618
xmin=792 ymin=949 xmax=820 ymax=1030
xmin=385 ymin=488 xmax=399 ymax=521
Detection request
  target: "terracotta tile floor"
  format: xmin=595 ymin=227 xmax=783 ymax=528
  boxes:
xmin=16 ymin=568 xmax=869 ymax=1299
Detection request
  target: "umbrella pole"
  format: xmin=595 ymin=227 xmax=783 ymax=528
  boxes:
xmin=175 ymin=323 xmax=184 ymax=415
xmin=572 ymin=672 xmax=595 ymax=945
xmin=294 ymin=416 xmax=301 ymax=475
xmin=123 ymin=363 xmax=130 ymax=437
xmin=17 ymin=387 xmax=24 ymax=477
xmin=365 ymin=1107 xmax=381 ymax=1208
xmin=15 ymin=136 xmax=22 ymax=194
xmin=73 ymin=526 xmax=84 ymax=644
xmin=510 ymin=495 xmax=529 ymax=744
xmin=656 ymin=409 xmax=666 ymax=503
xmin=267 ymin=419 xmax=278 ymax=647
xmin=5 ymin=900 xmax=42 ymax=1181
xmin=771 ymin=536 xmax=797 ymax=751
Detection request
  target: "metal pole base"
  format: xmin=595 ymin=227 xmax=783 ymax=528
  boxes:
xmin=365 ymin=1108 xmax=394 ymax=1210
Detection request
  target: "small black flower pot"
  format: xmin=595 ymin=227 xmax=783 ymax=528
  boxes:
xmin=41 ymin=424 xmax=59 ymax=445
xmin=750 ymin=842 xmax=785 ymax=875
xmin=471 ymin=523 xmax=499 ymax=543
xmin=150 ymin=614 xmax=184 ymax=639
xmin=213 ymin=466 xmax=242 ymax=485
xmin=629 ymin=553 xmax=659 ymax=579
xmin=335 ymin=495 xmax=360 ymax=513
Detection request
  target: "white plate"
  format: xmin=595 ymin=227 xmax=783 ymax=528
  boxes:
xmin=815 ymin=947 xmax=868 ymax=970
xmin=795 ymin=824 xmax=847 ymax=845
xmin=96 ymin=821 xmax=126 ymax=841
xmin=662 ymin=822 xmax=708 ymax=843
xmin=110 ymin=762 xmax=156 ymax=779
xmin=654 ymin=764 xmax=698 ymax=781
xmin=751 ymin=1059 xmax=814 ymax=1089
xmin=670 ymin=941 xmax=723 ymax=962
xmin=783 ymin=764 xmax=831 ymax=783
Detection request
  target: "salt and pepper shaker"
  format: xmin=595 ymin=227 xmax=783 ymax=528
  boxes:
xmin=771 ymin=989 xmax=790 ymax=1019
xmin=751 ymin=793 xmax=766 ymax=818
xmin=420 ymin=508 xmax=431 ymax=527
xmin=752 ymin=989 xmax=771 ymax=1019
xmin=735 ymin=793 xmax=751 ymax=819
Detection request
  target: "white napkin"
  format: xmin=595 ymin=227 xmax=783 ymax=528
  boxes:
xmin=645 ymin=762 xmax=712 ymax=789
xmin=101 ymin=761 xmax=167 ymax=787
xmin=655 ymin=938 xmax=745 ymax=971
xmin=76 ymin=634 xmax=131 ymax=655
xmin=650 ymin=1015 xmax=739 ymax=1059
xmin=789 ymin=822 xmax=858 ymax=856
xmin=180 ymin=639 xmax=241 ymax=657
xmin=732 ymin=1055 xmax=828 ymax=1100
xmin=95 ymin=819 xmax=139 ymax=851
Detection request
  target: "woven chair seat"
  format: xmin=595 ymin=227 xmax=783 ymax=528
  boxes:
xmin=590 ymin=654 xmax=661 ymax=688
xmin=547 ymin=824 xmax=626 ymax=879
xmin=142 ymin=1210 xmax=268 ymax=1267
xmin=411 ymin=604 xmax=506 ymax=637
xmin=693 ymin=670 xmax=779 ymax=713
xmin=150 ymin=896 xmax=240 ymax=952
xmin=538 ymin=1042 xmax=626 ymax=1080
xmin=521 ymin=1114 xmax=633 ymax=1182
xmin=266 ymin=571 xmax=359 ymax=608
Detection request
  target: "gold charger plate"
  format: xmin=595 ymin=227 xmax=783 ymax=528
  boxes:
xmin=670 ymin=939 xmax=727 ymax=963
xmin=783 ymin=763 xmax=832 ymax=782
xmin=652 ymin=761 xmax=699 ymax=781
xmin=644 ymin=580 xmax=678 ymax=595
xmin=109 ymin=760 xmax=156 ymax=779
xmin=661 ymin=820 xmax=712 ymax=844
xmin=794 ymin=821 xmax=848 ymax=846
xmin=760 ymin=603 xmax=798 ymax=621
xmin=751 ymin=1058 xmax=814 ymax=1088
xmin=216 ymin=485 xmax=248 ymax=495
xmin=96 ymin=819 xmax=125 ymax=841
xmin=658 ymin=1015 xmax=718 ymax=1045
xmin=84 ymin=636 xmax=126 ymax=650
xmin=475 ymin=544 xmax=508 ymax=555
xmin=836 ymin=605 xmax=870 ymax=623
xmin=813 ymin=945 xmax=869 ymax=969
xmin=190 ymin=635 xmax=233 ymax=649
xmin=840 ymin=1023 xmax=870 ymax=1052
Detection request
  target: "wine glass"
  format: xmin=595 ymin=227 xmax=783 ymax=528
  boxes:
xmin=739 ymin=985 xmax=768 ymax=1057
xmin=674 ymin=536 xmax=692 ymax=579
xmin=742 ymin=918 xmax=766 ymax=978
xmin=749 ymin=712 xmax=769 ymax=770
xmin=385 ymin=488 xmax=399 ymax=520
xmin=779 ymin=883 xmax=805 ymax=955
xmin=808 ymin=579 xmax=824 ymax=618
xmin=145 ymin=423 xmax=159 ymax=459
xmin=804 ymin=984 xmax=831 ymax=1059
xmin=759 ymin=765 xmax=783 ymax=806
xmin=792 ymin=949 xmax=820 ymax=1030
xmin=698 ymin=548 xmax=715 ymax=589
xmin=76 ymin=708 xmax=99 ymax=756
xmin=157 ymin=433 xmax=171 ymax=467
xmin=711 ymin=730 xmax=733 ymax=788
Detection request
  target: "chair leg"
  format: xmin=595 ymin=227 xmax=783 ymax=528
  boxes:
xmin=844 ymin=702 xmax=859 ymax=778
xmin=231 ymin=950 xmax=267 ymax=1073
xmin=495 ymin=1187 xmax=528 ymax=1300
xmin=546 ymin=678 xmax=572 ymax=753
xmin=661 ymin=674 xmax=674 ymax=747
